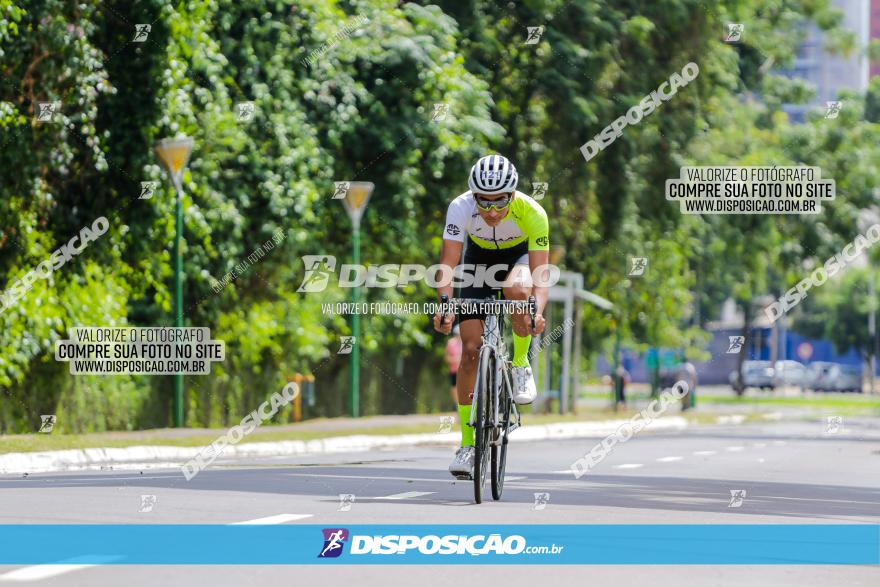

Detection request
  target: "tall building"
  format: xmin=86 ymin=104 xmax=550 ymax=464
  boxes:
xmin=872 ymin=0 xmax=880 ymax=77
xmin=781 ymin=0 xmax=870 ymax=121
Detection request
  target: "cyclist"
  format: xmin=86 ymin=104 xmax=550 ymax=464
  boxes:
xmin=433 ymin=154 xmax=549 ymax=478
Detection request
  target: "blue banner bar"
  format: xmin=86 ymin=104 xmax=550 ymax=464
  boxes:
xmin=0 ymin=525 xmax=876 ymax=565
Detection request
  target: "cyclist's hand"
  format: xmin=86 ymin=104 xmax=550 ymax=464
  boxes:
xmin=530 ymin=313 xmax=546 ymax=336
xmin=433 ymin=312 xmax=453 ymax=334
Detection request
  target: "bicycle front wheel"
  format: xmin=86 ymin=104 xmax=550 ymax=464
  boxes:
xmin=473 ymin=346 xmax=494 ymax=504
xmin=491 ymin=374 xmax=511 ymax=501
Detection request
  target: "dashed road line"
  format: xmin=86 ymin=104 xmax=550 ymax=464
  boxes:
xmin=231 ymin=514 xmax=313 ymax=524
xmin=282 ymin=473 xmax=452 ymax=484
xmin=0 ymin=556 xmax=121 ymax=583
xmin=373 ymin=491 xmax=435 ymax=500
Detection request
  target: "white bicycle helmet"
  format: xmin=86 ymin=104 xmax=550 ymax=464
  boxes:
xmin=467 ymin=154 xmax=518 ymax=195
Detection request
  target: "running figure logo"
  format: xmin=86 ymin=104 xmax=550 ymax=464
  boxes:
xmin=297 ymin=255 xmax=336 ymax=293
xmin=431 ymin=103 xmax=449 ymax=122
xmin=824 ymin=101 xmax=842 ymax=119
xmin=236 ymin=102 xmax=255 ymax=122
xmin=38 ymin=415 xmax=56 ymax=433
xmin=525 ymin=26 xmax=544 ymax=45
xmin=725 ymin=23 xmax=744 ymax=42
xmin=139 ymin=494 xmax=157 ymax=513
xmin=140 ymin=181 xmax=158 ymax=200
xmin=337 ymin=494 xmax=355 ymax=511
xmin=36 ymin=102 xmax=60 ymax=122
xmin=332 ymin=181 xmax=350 ymax=199
xmin=727 ymin=336 xmax=744 ymax=354
xmin=533 ymin=492 xmax=550 ymax=510
xmin=728 ymin=489 xmax=746 ymax=508
xmin=337 ymin=336 xmax=356 ymax=355
xmin=318 ymin=528 xmax=349 ymax=558
xmin=439 ymin=415 xmax=455 ymax=433
xmin=629 ymin=257 xmax=647 ymax=276
xmin=825 ymin=416 xmax=843 ymax=434
xmin=132 ymin=24 xmax=151 ymax=42
xmin=531 ymin=182 xmax=548 ymax=201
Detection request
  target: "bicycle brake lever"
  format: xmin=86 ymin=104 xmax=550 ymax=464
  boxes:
xmin=528 ymin=295 xmax=536 ymax=331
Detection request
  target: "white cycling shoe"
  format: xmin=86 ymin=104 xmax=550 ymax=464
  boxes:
xmin=512 ymin=366 xmax=537 ymax=405
xmin=449 ymin=446 xmax=475 ymax=479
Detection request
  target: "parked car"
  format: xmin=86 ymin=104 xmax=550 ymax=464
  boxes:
xmin=803 ymin=362 xmax=836 ymax=391
xmin=728 ymin=360 xmax=775 ymax=391
xmin=772 ymin=360 xmax=807 ymax=388
xmin=803 ymin=362 xmax=862 ymax=392
xmin=829 ymin=364 xmax=863 ymax=393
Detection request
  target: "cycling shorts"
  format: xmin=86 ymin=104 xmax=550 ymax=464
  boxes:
xmin=457 ymin=239 xmax=528 ymax=322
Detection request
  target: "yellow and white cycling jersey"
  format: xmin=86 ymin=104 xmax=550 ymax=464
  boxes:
xmin=443 ymin=191 xmax=549 ymax=251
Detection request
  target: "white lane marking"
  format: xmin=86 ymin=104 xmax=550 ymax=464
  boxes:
xmin=754 ymin=443 xmax=767 ymax=448
xmin=693 ymin=451 xmax=716 ymax=456
xmin=757 ymin=458 xmax=766 ymax=463
xmin=725 ymin=446 xmax=745 ymax=452
xmin=373 ymin=491 xmax=435 ymax=500
xmin=773 ymin=440 xmax=787 ymax=445
xmin=552 ymin=470 xmax=575 ymax=475
xmin=0 ymin=565 xmax=98 ymax=582
xmin=231 ymin=514 xmax=313 ymax=525
xmin=505 ymin=476 xmax=527 ymax=481
xmin=656 ymin=456 xmax=683 ymax=462
xmin=769 ymin=495 xmax=880 ymax=506
xmin=0 ymin=475 xmax=175 ymax=484
xmin=0 ymin=556 xmax=121 ymax=582
xmin=283 ymin=473 xmax=454 ymax=484
xmin=613 ymin=464 xmax=643 ymax=469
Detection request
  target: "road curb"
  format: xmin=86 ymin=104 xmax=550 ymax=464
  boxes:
xmin=0 ymin=416 xmax=688 ymax=475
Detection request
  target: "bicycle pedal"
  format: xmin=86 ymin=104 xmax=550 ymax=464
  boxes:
xmin=452 ymin=472 xmax=473 ymax=481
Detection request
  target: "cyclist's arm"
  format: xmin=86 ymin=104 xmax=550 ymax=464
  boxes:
xmin=433 ymin=238 xmax=461 ymax=333
xmin=438 ymin=196 xmax=468 ymax=301
xmin=520 ymin=195 xmax=550 ymax=330
xmin=436 ymin=239 xmax=462 ymax=301
xmin=528 ymin=249 xmax=550 ymax=317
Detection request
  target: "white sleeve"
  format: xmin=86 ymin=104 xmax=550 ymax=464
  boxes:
xmin=443 ymin=196 xmax=468 ymax=242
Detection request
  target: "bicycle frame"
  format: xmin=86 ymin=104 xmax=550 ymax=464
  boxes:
xmin=471 ymin=310 xmax=521 ymax=442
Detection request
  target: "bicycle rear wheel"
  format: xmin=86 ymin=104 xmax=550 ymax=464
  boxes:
xmin=491 ymin=373 xmax=511 ymax=500
xmin=473 ymin=347 xmax=494 ymax=504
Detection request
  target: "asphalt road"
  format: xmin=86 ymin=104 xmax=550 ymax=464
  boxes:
xmin=1 ymin=418 xmax=878 ymax=586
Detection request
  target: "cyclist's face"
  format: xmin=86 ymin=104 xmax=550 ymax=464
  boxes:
xmin=475 ymin=192 xmax=512 ymax=226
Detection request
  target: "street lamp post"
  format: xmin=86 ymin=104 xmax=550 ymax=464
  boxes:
xmin=870 ymin=274 xmax=876 ymax=393
xmin=155 ymin=136 xmax=194 ymax=428
xmin=339 ymin=182 xmax=374 ymax=418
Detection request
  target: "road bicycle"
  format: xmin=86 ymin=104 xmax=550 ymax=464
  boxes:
xmin=440 ymin=293 xmax=536 ymax=503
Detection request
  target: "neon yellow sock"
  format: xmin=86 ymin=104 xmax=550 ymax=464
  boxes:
xmin=513 ymin=333 xmax=531 ymax=367
xmin=458 ymin=403 xmax=474 ymax=447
